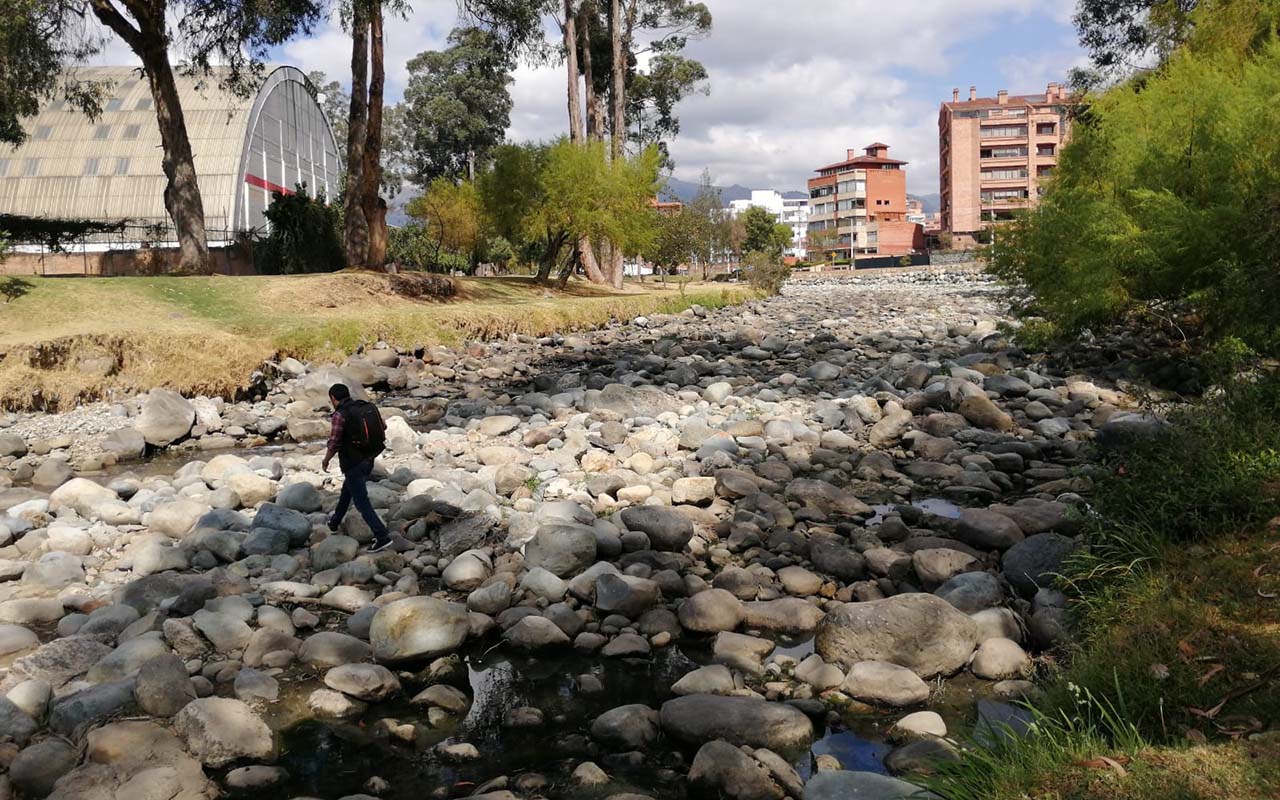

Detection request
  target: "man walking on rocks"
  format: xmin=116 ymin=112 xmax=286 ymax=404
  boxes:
xmin=322 ymin=384 xmax=393 ymax=552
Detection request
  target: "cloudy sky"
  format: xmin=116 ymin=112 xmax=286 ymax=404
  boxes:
xmin=92 ymin=1 xmax=1086 ymax=196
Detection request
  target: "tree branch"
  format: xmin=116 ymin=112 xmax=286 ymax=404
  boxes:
xmin=88 ymin=0 xmax=144 ymax=51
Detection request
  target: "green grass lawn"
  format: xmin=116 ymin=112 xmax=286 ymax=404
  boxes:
xmin=0 ymin=271 xmax=753 ymax=410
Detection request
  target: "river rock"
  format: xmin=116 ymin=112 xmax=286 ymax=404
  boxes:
xmin=688 ymin=740 xmax=786 ymax=800
xmin=137 ymin=389 xmax=197 ymax=446
xmin=678 ymin=588 xmax=744 ymax=633
xmin=1002 ymin=533 xmax=1078 ymax=597
xmin=840 ymin=660 xmax=931 ymax=707
xmin=369 ymin=597 xmax=470 ymax=662
xmin=659 ymin=694 xmax=814 ymax=752
xmin=173 ymin=697 xmax=274 ymax=767
xmin=619 ymin=506 xmax=695 ymax=551
xmin=524 ymin=524 xmax=598 ymax=577
xmin=815 ymin=593 xmax=981 ymax=678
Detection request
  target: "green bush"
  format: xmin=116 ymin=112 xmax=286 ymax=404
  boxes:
xmin=741 ymin=250 xmax=791 ymax=295
xmin=990 ymin=16 xmax=1280 ymax=354
xmin=254 ymin=185 xmax=344 ymax=275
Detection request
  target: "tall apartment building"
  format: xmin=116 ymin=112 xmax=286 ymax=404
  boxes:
xmin=938 ymin=83 xmax=1074 ymax=243
xmin=806 ymin=143 xmax=923 ymax=260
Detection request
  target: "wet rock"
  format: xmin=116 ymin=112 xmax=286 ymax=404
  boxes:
xmin=591 ymin=704 xmax=660 ymax=750
xmin=595 ymin=573 xmax=660 ymax=617
xmin=324 ymin=664 xmax=401 ymax=701
xmin=299 ymin=631 xmax=372 ymax=667
xmin=803 ymin=770 xmax=939 ymax=799
xmin=659 ymin=694 xmax=814 ymax=752
xmin=503 ymin=615 xmax=571 ymax=649
xmin=688 ymin=740 xmax=786 ymax=800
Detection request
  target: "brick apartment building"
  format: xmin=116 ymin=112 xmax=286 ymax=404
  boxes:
xmin=938 ymin=83 xmax=1075 ymax=246
xmin=806 ymin=143 xmax=924 ymax=261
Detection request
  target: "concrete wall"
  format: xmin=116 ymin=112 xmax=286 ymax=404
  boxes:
xmin=1 ymin=246 xmax=254 ymax=276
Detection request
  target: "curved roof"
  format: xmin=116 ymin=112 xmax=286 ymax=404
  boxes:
xmin=0 ymin=65 xmax=339 ymax=233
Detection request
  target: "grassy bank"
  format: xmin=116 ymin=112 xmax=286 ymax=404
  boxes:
xmin=0 ymin=272 xmax=753 ymax=411
xmin=922 ymin=375 xmax=1280 ymax=800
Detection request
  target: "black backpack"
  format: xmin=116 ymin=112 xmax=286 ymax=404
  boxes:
xmin=342 ymin=400 xmax=386 ymax=459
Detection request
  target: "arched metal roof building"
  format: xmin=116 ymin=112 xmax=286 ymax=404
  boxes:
xmin=0 ymin=65 xmax=342 ymax=235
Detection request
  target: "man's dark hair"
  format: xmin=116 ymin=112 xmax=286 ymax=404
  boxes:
xmin=328 ymin=383 xmax=351 ymax=402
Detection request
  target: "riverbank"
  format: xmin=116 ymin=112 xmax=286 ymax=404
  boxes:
xmin=0 ymin=272 xmax=752 ymax=412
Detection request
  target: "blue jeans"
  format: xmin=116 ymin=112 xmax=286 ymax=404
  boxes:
xmin=332 ymin=459 xmax=389 ymax=541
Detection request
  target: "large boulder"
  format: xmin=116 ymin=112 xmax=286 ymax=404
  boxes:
xmin=678 ymin=588 xmax=744 ymax=634
xmin=688 ymin=740 xmax=787 ymax=800
xmin=582 ymin=383 xmax=681 ymax=419
xmin=815 ymin=593 xmax=981 ymax=678
xmin=954 ymin=509 xmax=1025 ymax=551
xmin=369 ymin=597 xmax=470 ymax=662
xmin=136 ymin=389 xmax=196 ymax=447
xmin=48 ymin=478 xmax=117 ymax=518
xmin=523 ymin=524 xmax=598 ymax=577
xmin=840 ymin=660 xmax=930 ymax=707
xmin=803 ymin=771 xmax=938 ymax=800
xmin=784 ymin=479 xmax=872 ymax=517
xmin=1002 ymin=533 xmax=1078 ymax=597
xmin=659 ymin=694 xmax=814 ymax=753
xmin=173 ymin=697 xmax=274 ymax=767
xmin=619 ymin=505 xmax=696 ymax=551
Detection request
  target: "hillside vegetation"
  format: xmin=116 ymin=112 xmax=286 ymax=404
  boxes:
xmin=0 ymin=272 xmax=751 ymax=411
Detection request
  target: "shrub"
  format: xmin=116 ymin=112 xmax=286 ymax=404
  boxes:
xmin=254 ymin=185 xmax=344 ymax=275
xmin=741 ymin=250 xmax=791 ymax=295
xmin=991 ymin=22 xmax=1280 ymax=354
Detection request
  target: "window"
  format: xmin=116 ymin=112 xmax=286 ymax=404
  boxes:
xmin=981 ymin=188 xmax=1029 ymax=203
xmin=115 ymin=157 xmax=130 ymax=175
xmin=34 ymin=125 xmax=51 ymax=140
xmin=981 ymin=146 xmax=1027 ymax=159
xmin=0 ymin=160 xmax=8 ymax=177
xmin=83 ymin=158 xmax=100 ymax=176
xmin=1037 ymin=144 xmax=1056 ymax=157
xmin=93 ymin=124 xmax=111 ymax=140
xmin=981 ymin=124 xmax=1027 ymax=138
xmin=22 ymin=159 xmax=39 ymax=177
xmin=837 ymin=179 xmax=865 ymax=194
xmin=136 ymin=97 xmax=152 ymax=110
xmin=981 ymin=167 xmax=1028 ymax=180
xmin=1036 ymin=122 xmax=1057 ymax=136
xmin=49 ymin=100 xmax=66 ymax=112
xmin=106 ymin=98 xmax=124 ymax=111
xmin=124 ymin=124 xmax=142 ymax=139
xmin=810 ymin=186 xmax=833 ymax=199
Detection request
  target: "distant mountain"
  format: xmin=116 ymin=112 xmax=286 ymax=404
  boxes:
xmin=661 ymin=176 xmax=806 ymax=205
xmin=909 ymin=193 xmax=941 ymax=215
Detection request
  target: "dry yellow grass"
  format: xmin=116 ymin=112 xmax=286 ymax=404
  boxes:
xmin=0 ymin=272 xmax=752 ymax=410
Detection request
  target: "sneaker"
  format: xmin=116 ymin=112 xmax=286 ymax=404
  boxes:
xmin=367 ymin=538 xmax=395 ymax=553
xmin=327 ymin=517 xmax=341 ymax=533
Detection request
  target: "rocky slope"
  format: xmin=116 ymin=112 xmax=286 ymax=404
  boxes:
xmin=0 ymin=270 xmax=1158 ymax=800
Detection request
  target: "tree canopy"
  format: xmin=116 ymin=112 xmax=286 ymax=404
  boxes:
xmin=396 ymin=27 xmax=515 ymax=185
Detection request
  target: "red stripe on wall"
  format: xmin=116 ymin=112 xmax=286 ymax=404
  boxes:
xmin=244 ymin=174 xmax=293 ymax=195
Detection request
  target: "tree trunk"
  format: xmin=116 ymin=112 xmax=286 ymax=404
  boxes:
xmin=563 ymin=0 xmax=585 ymax=143
xmin=141 ymin=44 xmax=210 ymax=273
xmin=581 ymin=3 xmax=605 ymax=141
xmin=344 ymin=0 xmax=370 ymax=267
xmin=361 ymin=0 xmax=387 ymax=270
xmin=609 ymin=0 xmax=626 ymax=161
xmin=88 ymin=1 xmax=210 ymax=274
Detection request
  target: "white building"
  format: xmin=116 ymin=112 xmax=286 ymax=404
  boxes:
xmin=727 ymin=189 xmax=810 ymax=259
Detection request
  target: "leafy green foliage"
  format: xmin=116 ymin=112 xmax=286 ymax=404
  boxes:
xmin=1074 ymin=0 xmax=1199 ymax=74
xmin=254 ymin=185 xmax=344 ymax=275
xmin=405 ymin=178 xmax=485 ymax=272
xmin=479 ymin=139 xmax=661 ymax=280
xmin=739 ymin=206 xmax=791 ymax=258
xmin=645 ymin=208 xmax=699 ymax=274
xmin=993 ymin=8 xmax=1280 ymax=353
xmin=306 ymin=70 xmax=351 ymax=150
xmin=395 ymin=27 xmax=514 ymax=185
xmin=741 ymin=250 xmax=790 ymax=295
